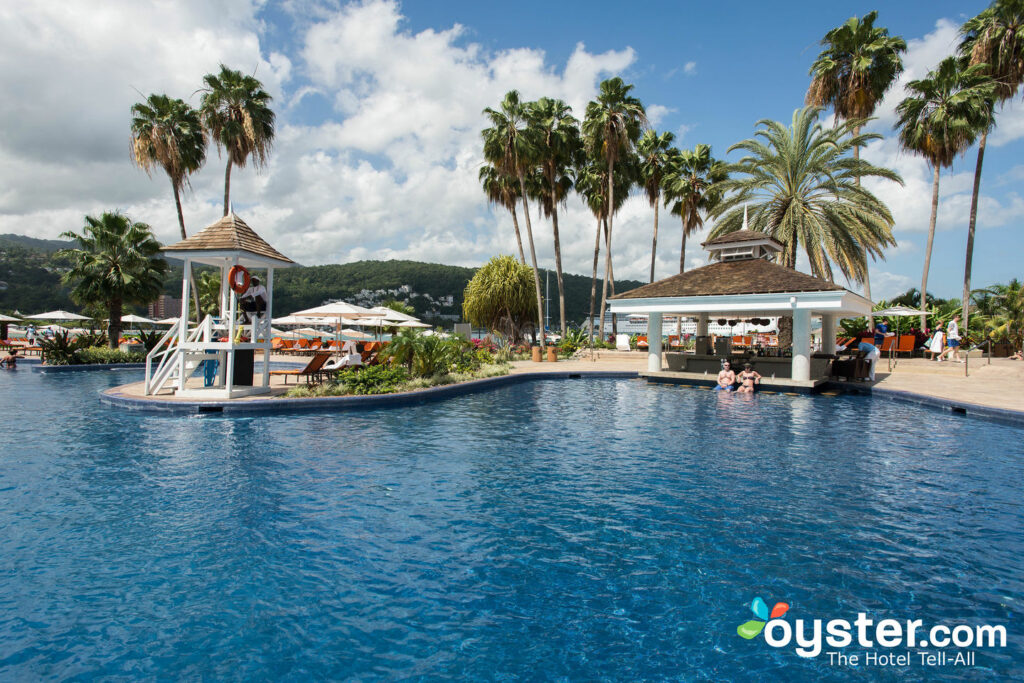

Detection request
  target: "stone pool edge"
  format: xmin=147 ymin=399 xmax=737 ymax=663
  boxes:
xmin=98 ymin=371 xmax=641 ymax=415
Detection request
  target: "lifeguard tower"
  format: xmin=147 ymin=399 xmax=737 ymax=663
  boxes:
xmin=144 ymin=212 xmax=295 ymax=398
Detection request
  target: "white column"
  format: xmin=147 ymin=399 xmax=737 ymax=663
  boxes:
xmin=263 ymin=267 xmax=274 ymax=387
xmin=821 ymin=314 xmax=837 ymax=354
xmin=219 ymin=263 xmax=229 ymax=320
xmin=647 ymin=312 xmax=662 ymax=372
xmin=177 ymin=259 xmax=191 ymax=391
xmin=792 ymin=307 xmax=811 ymax=381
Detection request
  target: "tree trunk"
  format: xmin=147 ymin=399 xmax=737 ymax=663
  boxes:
xmin=649 ymin=194 xmax=659 ymax=283
xmin=854 ymin=127 xmax=875 ymax=328
xmin=518 ymin=175 xmax=545 ymax=351
xmin=223 ymin=159 xmax=233 ymax=216
xmin=920 ymin=164 xmax=941 ymax=330
xmin=173 ymin=182 xmax=203 ymax=322
xmin=510 ymin=204 xmax=526 ymax=264
xmin=108 ymin=298 xmax=122 ymax=349
xmin=599 ymin=159 xmax=616 ymax=343
xmin=778 ymin=315 xmax=793 ymax=350
xmin=609 ymin=250 xmax=617 ymax=338
xmin=550 ymin=198 xmax=567 ymax=336
xmin=588 ymin=215 xmax=602 ymax=341
xmin=962 ymin=130 xmax=986 ymax=377
xmin=676 ymin=220 xmax=687 ymax=340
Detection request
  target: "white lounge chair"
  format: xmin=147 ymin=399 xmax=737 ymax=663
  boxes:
xmin=616 ymin=334 xmax=631 ymax=352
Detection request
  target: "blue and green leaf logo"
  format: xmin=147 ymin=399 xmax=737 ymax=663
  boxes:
xmin=737 ymin=596 xmax=790 ymax=639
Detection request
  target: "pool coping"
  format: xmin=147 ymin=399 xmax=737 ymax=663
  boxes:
xmin=99 ymin=370 xmax=642 ymax=415
xmin=33 ymin=362 xmax=146 ymax=373
xmin=824 ymin=381 xmax=1024 ymax=428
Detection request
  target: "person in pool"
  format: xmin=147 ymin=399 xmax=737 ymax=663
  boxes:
xmin=736 ymin=363 xmax=761 ymax=393
xmin=0 ymin=347 xmax=19 ymax=368
xmin=715 ymin=360 xmax=736 ymax=391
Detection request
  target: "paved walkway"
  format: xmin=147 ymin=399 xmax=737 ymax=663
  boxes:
xmin=513 ymin=350 xmax=1024 ymax=413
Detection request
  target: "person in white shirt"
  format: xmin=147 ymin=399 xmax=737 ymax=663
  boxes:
xmin=928 ymin=325 xmax=945 ymax=361
xmin=239 ymin=277 xmax=267 ymax=324
xmin=938 ymin=316 xmax=962 ymax=363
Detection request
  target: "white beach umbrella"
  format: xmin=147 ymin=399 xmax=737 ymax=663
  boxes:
xmin=155 ymin=317 xmax=179 ymax=325
xmin=873 ymin=305 xmax=929 ymax=371
xmin=25 ymin=310 xmax=91 ymax=321
xmin=395 ymin=320 xmax=432 ymax=328
xmin=366 ymin=305 xmax=419 ymax=323
xmin=121 ymin=314 xmax=156 ymax=325
xmin=291 ymin=302 xmax=384 ymax=347
xmin=273 ymin=314 xmax=330 ymax=326
xmin=0 ymin=313 xmax=19 ymax=322
xmin=340 ymin=328 xmax=372 ymax=339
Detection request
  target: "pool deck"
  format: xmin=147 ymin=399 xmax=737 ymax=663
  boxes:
xmin=93 ymin=350 xmax=1024 ymax=422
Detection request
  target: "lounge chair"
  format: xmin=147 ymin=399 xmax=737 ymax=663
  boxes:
xmin=268 ymin=352 xmax=332 ymax=385
xmin=615 ymin=334 xmax=631 ymax=351
xmin=895 ymin=334 xmax=915 ymax=357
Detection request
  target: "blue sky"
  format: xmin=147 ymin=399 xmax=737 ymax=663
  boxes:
xmin=0 ymin=0 xmax=1017 ymax=302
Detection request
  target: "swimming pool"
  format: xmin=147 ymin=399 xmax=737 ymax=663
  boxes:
xmin=1 ymin=369 xmax=1021 ymax=679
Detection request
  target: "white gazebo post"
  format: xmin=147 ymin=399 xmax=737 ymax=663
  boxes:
xmin=821 ymin=313 xmax=837 ymax=354
xmin=263 ymin=267 xmax=274 ymax=387
xmin=177 ymin=258 xmax=192 ymax=391
xmin=792 ymin=304 xmax=811 ymax=381
xmin=697 ymin=312 xmax=708 ymax=336
xmin=647 ymin=312 xmax=662 ymax=372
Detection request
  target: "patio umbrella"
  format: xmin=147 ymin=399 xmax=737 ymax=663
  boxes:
xmin=873 ymin=305 xmax=928 ymax=371
xmin=25 ymin=310 xmax=91 ymax=321
xmin=272 ymin=314 xmax=330 ymax=326
xmin=340 ymin=328 xmax=372 ymax=339
xmin=290 ymin=302 xmax=384 ymax=348
xmin=155 ymin=317 xmax=179 ymax=325
xmin=121 ymin=314 xmax=156 ymax=325
xmin=366 ymin=305 xmax=419 ymax=323
xmin=0 ymin=314 xmax=19 ymax=322
xmin=395 ymin=320 xmax=432 ymax=328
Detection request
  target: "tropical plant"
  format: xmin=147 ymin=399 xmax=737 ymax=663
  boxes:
xmin=199 ymin=64 xmax=276 ymax=215
xmin=38 ymin=330 xmax=85 ymax=365
xmin=895 ymin=57 xmax=996 ymax=329
xmin=381 ymin=328 xmax=422 ymax=371
xmin=479 ymin=164 xmax=526 ymax=263
xmin=196 ymin=270 xmax=221 ymax=317
xmin=341 ymin=364 xmax=410 ymax=395
xmin=709 ymin=107 xmax=900 ymax=282
xmin=129 ymin=93 xmax=206 ymax=318
xmin=527 ymin=97 xmax=581 ymax=336
xmin=957 ymin=2 xmax=1021 ymax=363
xmin=559 ymin=326 xmax=590 ymax=353
xmin=462 ymin=255 xmax=537 ymax=343
xmin=411 ymin=334 xmax=457 ymax=377
xmin=663 ymin=144 xmax=727 ymax=274
xmin=980 ymin=278 xmax=1024 ymax=349
xmin=59 ymin=213 xmax=168 ymax=348
xmin=806 ymin=10 xmax=906 ymax=319
xmin=582 ymin=77 xmax=646 ymax=339
xmin=637 ymin=130 xmax=677 ymax=282
xmin=136 ymin=328 xmax=164 ymax=353
xmin=482 ymin=91 xmax=546 ymax=349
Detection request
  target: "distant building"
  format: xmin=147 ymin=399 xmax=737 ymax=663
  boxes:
xmin=148 ymin=295 xmax=181 ymax=319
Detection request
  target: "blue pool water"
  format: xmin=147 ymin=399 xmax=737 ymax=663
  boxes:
xmin=0 ymin=369 xmax=1021 ymax=680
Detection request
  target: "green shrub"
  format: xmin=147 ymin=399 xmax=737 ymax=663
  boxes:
xmin=39 ymin=331 xmax=83 ymax=365
xmin=341 ymin=365 xmax=410 ymax=395
xmin=75 ymin=347 xmax=145 ymax=364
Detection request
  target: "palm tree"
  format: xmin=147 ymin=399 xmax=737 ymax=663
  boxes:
xmin=981 ymin=279 xmax=1024 ymax=351
xmin=958 ymin=2 xmax=1021 ymax=370
xmin=896 ymin=57 xmax=996 ymax=329
xmin=199 ymin=64 xmax=276 ymax=216
xmin=59 ymin=213 xmax=168 ymax=348
xmin=482 ymin=90 xmax=546 ymax=349
xmin=807 ymin=10 xmax=906 ymax=320
xmin=575 ymin=160 xmax=632 ymax=340
xmin=130 ymin=93 xmax=206 ymax=319
xmin=528 ymin=97 xmax=582 ymax=336
xmin=479 ymin=164 xmax=526 ymax=264
xmin=663 ymin=144 xmax=727 ymax=275
xmin=196 ymin=270 xmax=221 ymax=316
xmin=708 ymin=107 xmax=901 ymax=346
xmin=582 ymin=77 xmax=646 ymax=338
xmin=637 ymin=130 xmax=676 ymax=283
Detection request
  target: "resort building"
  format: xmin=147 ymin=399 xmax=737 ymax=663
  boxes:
xmin=609 ymin=228 xmax=872 ymax=387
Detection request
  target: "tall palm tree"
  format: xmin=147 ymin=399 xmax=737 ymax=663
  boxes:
xmin=199 ymin=64 xmax=276 ymax=216
xmin=708 ymin=107 xmax=901 ymax=281
xmin=59 ymin=213 xmax=168 ymax=348
xmin=482 ymin=90 xmax=546 ymax=349
xmin=528 ymin=97 xmax=581 ymax=336
xmin=637 ymin=130 xmax=676 ymax=283
xmin=663 ymin=144 xmax=727 ymax=275
xmin=582 ymin=77 xmax=646 ymax=338
xmin=575 ymin=160 xmax=632 ymax=340
xmin=479 ymin=164 xmax=526 ymax=264
xmin=807 ymin=10 xmax=906 ymax=321
xmin=895 ymin=57 xmax=995 ymax=329
xmin=130 ymin=93 xmax=206 ymax=319
xmin=958 ymin=1 xmax=1022 ymax=370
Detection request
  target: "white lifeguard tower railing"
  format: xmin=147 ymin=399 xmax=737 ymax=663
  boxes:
xmin=144 ymin=212 xmax=295 ymax=398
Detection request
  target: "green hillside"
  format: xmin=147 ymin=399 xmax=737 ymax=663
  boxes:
xmin=2 ymin=238 xmax=643 ymax=326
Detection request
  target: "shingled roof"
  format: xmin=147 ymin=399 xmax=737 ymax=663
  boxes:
xmin=701 ymin=230 xmax=784 ymax=249
xmin=162 ymin=213 xmax=294 ymax=264
xmin=611 ymin=258 xmax=846 ymax=299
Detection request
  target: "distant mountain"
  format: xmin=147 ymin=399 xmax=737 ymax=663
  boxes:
xmin=2 ymin=236 xmax=644 ymax=326
xmin=0 ymin=233 xmax=75 ymax=253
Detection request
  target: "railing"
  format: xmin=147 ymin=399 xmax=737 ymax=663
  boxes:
xmin=144 ymin=315 xmax=214 ymax=395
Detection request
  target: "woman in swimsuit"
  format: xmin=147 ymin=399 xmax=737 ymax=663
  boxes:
xmin=736 ymin=363 xmax=761 ymax=393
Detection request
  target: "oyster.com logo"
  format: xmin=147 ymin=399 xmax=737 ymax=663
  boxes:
xmin=737 ymin=596 xmax=789 ymax=640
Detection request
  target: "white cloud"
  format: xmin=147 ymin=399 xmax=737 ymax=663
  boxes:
xmin=647 ymin=104 xmax=673 ymax=127
xmin=683 ymin=61 xmax=697 ymax=76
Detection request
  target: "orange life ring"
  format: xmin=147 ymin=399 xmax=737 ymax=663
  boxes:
xmin=228 ymin=265 xmax=250 ymax=295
